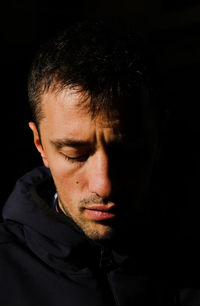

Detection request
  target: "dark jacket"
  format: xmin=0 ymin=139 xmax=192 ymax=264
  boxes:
xmin=0 ymin=167 xmax=184 ymax=305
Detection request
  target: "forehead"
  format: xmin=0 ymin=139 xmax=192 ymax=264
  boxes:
xmin=40 ymin=88 xmax=122 ymax=138
xmin=40 ymin=87 xmax=157 ymax=145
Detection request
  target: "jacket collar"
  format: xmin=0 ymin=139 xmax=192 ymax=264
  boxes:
xmin=2 ymin=167 xmax=128 ymax=274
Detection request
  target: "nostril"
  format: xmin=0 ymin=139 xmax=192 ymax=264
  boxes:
xmin=88 ymin=170 xmax=112 ymax=198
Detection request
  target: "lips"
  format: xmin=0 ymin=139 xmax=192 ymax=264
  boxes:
xmin=83 ymin=204 xmax=116 ymax=221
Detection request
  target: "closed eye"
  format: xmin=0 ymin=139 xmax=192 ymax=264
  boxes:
xmin=63 ymin=153 xmax=89 ymax=163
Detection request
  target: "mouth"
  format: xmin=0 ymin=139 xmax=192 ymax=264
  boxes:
xmin=83 ymin=204 xmax=116 ymax=221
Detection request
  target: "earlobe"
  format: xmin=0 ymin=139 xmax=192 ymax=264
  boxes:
xmin=28 ymin=122 xmax=49 ymax=168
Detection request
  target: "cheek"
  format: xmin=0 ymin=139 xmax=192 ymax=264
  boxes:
xmin=44 ymin=146 xmax=89 ymax=194
xmin=48 ymin=158 xmax=88 ymax=197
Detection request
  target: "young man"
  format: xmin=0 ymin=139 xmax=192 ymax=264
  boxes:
xmin=0 ymin=21 xmax=177 ymax=305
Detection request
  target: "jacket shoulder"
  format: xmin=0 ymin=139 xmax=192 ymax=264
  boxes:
xmin=0 ymin=223 xmax=13 ymax=243
xmin=0 ymin=222 xmax=23 ymax=245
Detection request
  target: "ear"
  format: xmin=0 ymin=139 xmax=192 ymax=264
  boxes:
xmin=28 ymin=122 xmax=49 ymax=168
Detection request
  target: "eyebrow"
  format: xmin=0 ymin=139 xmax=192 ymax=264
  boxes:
xmin=50 ymin=135 xmax=145 ymax=149
xmin=50 ymin=138 xmax=91 ymax=149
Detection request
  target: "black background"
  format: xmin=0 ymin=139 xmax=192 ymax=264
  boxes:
xmin=1 ymin=0 xmax=200 ymax=244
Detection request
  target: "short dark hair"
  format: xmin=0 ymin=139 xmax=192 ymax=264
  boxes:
xmin=28 ymin=20 xmax=154 ymax=127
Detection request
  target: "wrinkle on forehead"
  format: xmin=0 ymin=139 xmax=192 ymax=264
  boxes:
xmin=41 ymin=87 xmax=123 ymax=145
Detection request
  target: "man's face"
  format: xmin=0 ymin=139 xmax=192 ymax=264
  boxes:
xmin=29 ymin=88 xmax=157 ymax=240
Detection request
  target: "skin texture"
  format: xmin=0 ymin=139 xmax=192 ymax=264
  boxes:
xmin=29 ymin=88 xmax=157 ymax=240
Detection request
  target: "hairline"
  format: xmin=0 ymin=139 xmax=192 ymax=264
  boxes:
xmin=34 ymin=81 xmax=123 ymax=131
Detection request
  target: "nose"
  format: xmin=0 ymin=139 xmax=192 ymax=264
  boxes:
xmin=88 ymin=150 xmax=112 ymax=199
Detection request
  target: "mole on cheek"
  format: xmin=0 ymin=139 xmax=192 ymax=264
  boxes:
xmin=76 ymin=181 xmax=79 ymax=184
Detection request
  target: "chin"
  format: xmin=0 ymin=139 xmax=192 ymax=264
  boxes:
xmin=83 ymin=223 xmax=115 ymax=241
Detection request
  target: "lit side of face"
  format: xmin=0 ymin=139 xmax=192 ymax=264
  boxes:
xmin=29 ymin=88 xmax=157 ymax=240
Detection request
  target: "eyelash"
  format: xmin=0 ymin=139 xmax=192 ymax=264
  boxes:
xmin=63 ymin=154 xmax=89 ymax=163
